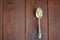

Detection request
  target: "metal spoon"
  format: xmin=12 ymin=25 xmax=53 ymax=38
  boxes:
xmin=36 ymin=7 xmax=43 ymax=39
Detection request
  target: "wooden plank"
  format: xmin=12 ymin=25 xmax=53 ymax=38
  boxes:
xmin=0 ymin=0 xmax=3 ymax=40
xmin=26 ymin=0 xmax=48 ymax=40
xmin=48 ymin=0 xmax=60 ymax=40
xmin=3 ymin=0 xmax=25 ymax=40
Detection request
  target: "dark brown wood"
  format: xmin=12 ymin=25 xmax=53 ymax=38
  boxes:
xmin=48 ymin=0 xmax=60 ymax=40
xmin=26 ymin=0 xmax=48 ymax=40
xmin=3 ymin=0 xmax=25 ymax=40
xmin=0 ymin=0 xmax=3 ymax=40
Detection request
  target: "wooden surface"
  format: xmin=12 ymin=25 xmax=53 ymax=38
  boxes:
xmin=0 ymin=0 xmax=3 ymax=40
xmin=0 ymin=0 xmax=48 ymax=40
xmin=3 ymin=0 xmax=25 ymax=40
xmin=48 ymin=0 xmax=60 ymax=40
xmin=26 ymin=0 xmax=48 ymax=40
xmin=1 ymin=0 xmax=60 ymax=40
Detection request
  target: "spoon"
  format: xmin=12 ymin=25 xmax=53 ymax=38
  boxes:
xmin=36 ymin=7 xmax=43 ymax=39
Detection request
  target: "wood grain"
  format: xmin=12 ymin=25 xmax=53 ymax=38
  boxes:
xmin=26 ymin=0 xmax=48 ymax=40
xmin=48 ymin=0 xmax=60 ymax=40
xmin=0 ymin=0 xmax=3 ymax=40
xmin=3 ymin=0 xmax=25 ymax=40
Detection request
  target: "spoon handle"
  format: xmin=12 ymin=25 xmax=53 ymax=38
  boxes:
xmin=38 ymin=19 xmax=41 ymax=39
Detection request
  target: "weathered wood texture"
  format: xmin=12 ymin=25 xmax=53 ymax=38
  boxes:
xmin=3 ymin=0 xmax=25 ymax=40
xmin=48 ymin=0 xmax=60 ymax=40
xmin=26 ymin=0 xmax=48 ymax=40
xmin=0 ymin=0 xmax=3 ymax=40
